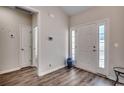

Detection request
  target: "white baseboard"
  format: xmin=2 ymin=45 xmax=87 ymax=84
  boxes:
xmin=75 ymin=65 xmax=97 ymax=74
xmin=0 ymin=67 xmax=21 ymax=74
xmin=38 ymin=65 xmax=66 ymax=76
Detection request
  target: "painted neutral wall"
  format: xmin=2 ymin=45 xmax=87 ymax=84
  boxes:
xmin=31 ymin=6 xmax=69 ymax=76
xmin=0 ymin=6 xmax=69 ymax=76
xmin=70 ymin=6 xmax=124 ymax=82
xmin=0 ymin=7 xmax=32 ymax=73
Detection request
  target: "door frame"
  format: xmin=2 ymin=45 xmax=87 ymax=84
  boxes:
xmin=70 ymin=18 xmax=110 ymax=76
xmin=18 ymin=6 xmax=41 ymax=75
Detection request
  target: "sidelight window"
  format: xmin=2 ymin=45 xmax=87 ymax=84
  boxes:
xmin=71 ymin=30 xmax=76 ymax=60
xmin=99 ymin=24 xmax=105 ymax=68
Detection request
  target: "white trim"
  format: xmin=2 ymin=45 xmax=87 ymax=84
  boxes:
xmin=71 ymin=18 xmax=109 ymax=29
xmin=38 ymin=65 xmax=65 ymax=76
xmin=75 ymin=65 xmax=97 ymax=74
xmin=0 ymin=67 xmax=20 ymax=74
xmin=18 ymin=6 xmax=40 ymax=13
xmin=104 ymin=19 xmax=110 ymax=76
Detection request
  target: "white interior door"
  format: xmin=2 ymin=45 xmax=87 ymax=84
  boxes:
xmin=20 ymin=24 xmax=32 ymax=68
xmin=76 ymin=23 xmax=98 ymax=73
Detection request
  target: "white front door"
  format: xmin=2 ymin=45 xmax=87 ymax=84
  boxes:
xmin=20 ymin=24 xmax=32 ymax=68
xmin=74 ymin=20 xmax=107 ymax=75
xmin=76 ymin=23 xmax=98 ymax=73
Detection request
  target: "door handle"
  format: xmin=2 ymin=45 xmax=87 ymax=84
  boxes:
xmin=93 ymin=49 xmax=96 ymax=52
xmin=21 ymin=48 xmax=24 ymax=51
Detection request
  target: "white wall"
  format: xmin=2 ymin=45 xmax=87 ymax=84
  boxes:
xmin=0 ymin=7 xmax=32 ymax=73
xmin=70 ymin=6 xmax=124 ymax=82
xmin=31 ymin=6 xmax=69 ymax=76
xmin=0 ymin=6 xmax=69 ymax=76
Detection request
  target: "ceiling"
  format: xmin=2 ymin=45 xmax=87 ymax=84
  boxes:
xmin=60 ymin=6 xmax=91 ymax=16
xmin=8 ymin=6 xmax=91 ymax=16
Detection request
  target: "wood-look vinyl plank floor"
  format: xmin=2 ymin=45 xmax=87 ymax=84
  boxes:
xmin=0 ymin=66 xmax=122 ymax=86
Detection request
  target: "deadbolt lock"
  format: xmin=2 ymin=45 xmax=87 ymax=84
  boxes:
xmin=93 ymin=46 xmax=96 ymax=48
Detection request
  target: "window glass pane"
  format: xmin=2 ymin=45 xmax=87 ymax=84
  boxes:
xmin=72 ymin=38 xmax=75 ymax=42
xmin=72 ymin=30 xmax=75 ymax=60
xmin=99 ymin=43 xmax=104 ymax=50
xmin=72 ymin=31 xmax=75 ymax=37
xmin=72 ymin=45 xmax=75 ymax=49
xmin=99 ymin=25 xmax=105 ymax=68
xmin=99 ymin=25 xmax=104 ymax=34
xmin=99 ymin=52 xmax=104 ymax=59
xmin=72 ymin=49 xmax=75 ymax=54
xmin=99 ymin=60 xmax=104 ymax=68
